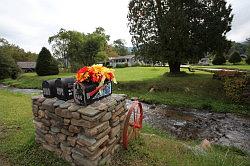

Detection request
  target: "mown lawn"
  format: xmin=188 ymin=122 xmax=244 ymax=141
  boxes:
xmin=1 ymin=67 xmax=250 ymax=115
xmin=0 ymin=90 xmax=249 ymax=166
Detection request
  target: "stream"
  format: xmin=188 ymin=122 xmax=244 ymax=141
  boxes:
xmin=0 ymin=84 xmax=249 ymax=153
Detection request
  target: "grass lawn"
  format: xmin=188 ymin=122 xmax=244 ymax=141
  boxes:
xmin=0 ymin=90 xmax=249 ymax=166
xmin=1 ymin=67 xmax=249 ymax=115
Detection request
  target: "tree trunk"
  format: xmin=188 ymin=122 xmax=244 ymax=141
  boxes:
xmin=169 ymin=61 xmax=181 ymax=74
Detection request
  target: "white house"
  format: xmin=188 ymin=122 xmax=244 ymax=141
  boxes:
xmin=109 ymin=55 xmax=137 ymax=67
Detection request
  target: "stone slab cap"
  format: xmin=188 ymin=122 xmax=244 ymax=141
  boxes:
xmin=32 ymin=95 xmax=43 ymax=101
xmin=53 ymin=100 xmax=65 ymax=107
xmin=78 ymin=106 xmax=100 ymax=117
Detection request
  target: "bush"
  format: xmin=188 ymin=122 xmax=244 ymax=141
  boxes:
xmin=246 ymin=55 xmax=250 ymax=65
xmin=36 ymin=47 xmax=59 ymax=76
xmin=0 ymin=51 xmax=21 ymax=79
xmin=223 ymin=76 xmax=247 ymax=102
xmin=212 ymin=55 xmax=226 ymax=65
xmin=132 ymin=62 xmax=141 ymax=67
xmin=229 ymin=51 xmax=241 ymax=64
xmin=116 ymin=63 xmax=128 ymax=68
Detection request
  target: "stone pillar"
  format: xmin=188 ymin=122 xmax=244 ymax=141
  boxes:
xmin=32 ymin=94 xmax=127 ymax=166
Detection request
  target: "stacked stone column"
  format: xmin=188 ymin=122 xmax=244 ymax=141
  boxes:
xmin=32 ymin=94 xmax=127 ymax=166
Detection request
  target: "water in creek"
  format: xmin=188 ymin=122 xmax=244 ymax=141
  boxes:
xmin=0 ymin=84 xmax=249 ymax=152
xmin=126 ymin=100 xmax=250 ymax=153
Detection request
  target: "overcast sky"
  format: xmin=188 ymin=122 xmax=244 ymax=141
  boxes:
xmin=0 ymin=0 xmax=249 ymax=53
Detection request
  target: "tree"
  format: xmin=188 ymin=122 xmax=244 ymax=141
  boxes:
xmin=36 ymin=47 xmax=59 ymax=76
xmin=212 ymin=54 xmax=226 ymax=65
xmin=229 ymin=51 xmax=241 ymax=64
xmin=128 ymin=0 xmax=233 ymax=74
xmin=48 ymin=27 xmax=110 ymax=69
xmin=0 ymin=50 xmax=20 ymax=79
xmin=0 ymin=37 xmax=37 ymax=62
xmin=113 ymin=39 xmax=128 ymax=56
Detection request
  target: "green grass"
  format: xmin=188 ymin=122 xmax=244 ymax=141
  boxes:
xmin=0 ymin=90 xmax=249 ymax=166
xmin=1 ymin=67 xmax=250 ymax=115
xmin=0 ymin=90 xmax=70 ymax=166
xmin=112 ymin=124 xmax=249 ymax=166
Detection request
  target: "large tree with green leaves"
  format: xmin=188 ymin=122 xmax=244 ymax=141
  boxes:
xmin=128 ymin=0 xmax=233 ymax=73
xmin=48 ymin=27 xmax=110 ymax=69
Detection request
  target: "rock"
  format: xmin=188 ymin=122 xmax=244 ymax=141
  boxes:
xmin=96 ymin=127 xmax=111 ymax=140
xmin=45 ymin=134 xmax=58 ymax=144
xmin=78 ymin=106 xmax=100 ymax=117
xmin=67 ymin=136 xmax=77 ymax=146
xmin=100 ymin=112 xmax=112 ymax=122
xmin=77 ymin=134 xmax=97 ymax=146
xmin=74 ymin=145 xmax=97 ymax=157
xmin=69 ymin=125 xmax=81 ymax=133
xmin=57 ymin=133 xmax=67 ymax=142
xmin=81 ymin=111 xmax=106 ymax=122
xmin=42 ymin=144 xmax=58 ymax=152
xmin=200 ymin=139 xmax=212 ymax=150
xmin=88 ymin=135 xmax=109 ymax=152
xmin=72 ymin=152 xmax=98 ymax=166
xmin=88 ymin=147 xmax=107 ymax=160
xmin=53 ymin=100 xmax=65 ymax=107
xmin=61 ymin=128 xmax=74 ymax=136
xmin=42 ymin=98 xmax=56 ymax=112
xmin=85 ymin=121 xmax=109 ymax=137
xmin=51 ymin=127 xmax=61 ymax=133
xmin=71 ymin=119 xmax=98 ymax=128
xmin=38 ymin=110 xmax=45 ymax=118
xmin=72 ymin=112 xmax=81 ymax=119
xmin=97 ymin=103 xmax=108 ymax=111
xmin=55 ymin=108 xmax=72 ymax=118
xmin=32 ymin=105 xmax=39 ymax=116
xmin=110 ymin=124 xmax=120 ymax=138
xmin=60 ymin=143 xmax=72 ymax=154
xmin=40 ymin=118 xmax=51 ymax=127
xmin=68 ymin=103 xmax=81 ymax=112
xmin=64 ymin=118 xmax=71 ymax=125
xmin=38 ymin=96 xmax=46 ymax=103
xmin=59 ymin=102 xmax=71 ymax=109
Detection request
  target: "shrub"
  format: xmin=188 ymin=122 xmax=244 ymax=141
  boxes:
xmin=223 ymin=76 xmax=247 ymax=102
xmin=0 ymin=51 xmax=21 ymax=79
xmin=229 ymin=51 xmax=241 ymax=64
xmin=212 ymin=55 xmax=226 ymax=65
xmin=36 ymin=47 xmax=59 ymax=76
xmin=132 ymin=62 xmax=141 ymax=67
xmin=116 ymin=63 xmax=128 ymax=68
xmin=246 ymin=55 xmax=250 ymax=65
xmin=213 ymin=70 xmax=246 ymax=80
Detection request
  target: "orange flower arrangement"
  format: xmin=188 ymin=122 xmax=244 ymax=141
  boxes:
xmin=76 ymin=65 xmax=117 ymax=86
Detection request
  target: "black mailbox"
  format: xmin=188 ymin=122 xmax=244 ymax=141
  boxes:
xmin=55 ymin=77 xmax=75 ymax=101
xmin=42 ymin=79 xmax=57 ymax=98
xmin=74 ymin=81 xmax=112 ymax=106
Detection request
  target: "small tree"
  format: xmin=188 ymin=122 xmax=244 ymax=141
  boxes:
xmin=212 ymin=54 xmax=226 ymax=65
xmin=0 ymin=51 xmax=20 ymax=79
xmin=36 ymin=47 xmax=59 ymax=76
xmin=229 ymin=51 xmax=241 ymax=64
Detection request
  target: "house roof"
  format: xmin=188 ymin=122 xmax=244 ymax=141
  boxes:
xmin=17 ymin=62 xmax=36 ymax=69
xmin=109 ymin=55 xmax=135 ymax=60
